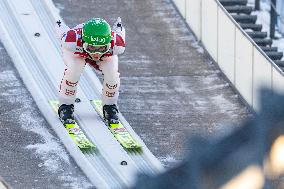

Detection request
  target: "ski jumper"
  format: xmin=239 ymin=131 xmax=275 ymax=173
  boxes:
xmin=55 ymin=22 xmax=125 ymax=106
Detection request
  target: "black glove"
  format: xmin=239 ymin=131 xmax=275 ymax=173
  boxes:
xmin=56 ymin=20 xmax=61 ymax=27
xmin=113 ymin=17 xmax=122 ymax=32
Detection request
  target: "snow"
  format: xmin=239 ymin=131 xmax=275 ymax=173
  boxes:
xmin=210 ymin=94 xmax=240 ymax=115
xmin=151 ymin=0 xmax=205 ymax=54
xmin=0 ymin=69 xmax=92 ymax=188
xmin=248 ymin=0 xmax=284 ymax=60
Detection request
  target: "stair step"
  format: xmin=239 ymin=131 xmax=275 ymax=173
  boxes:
xmin=266 ymin=51 xmax=283 ymax=60
xmin=253 ymin=38 xmax=273 ymax=46
xmin=259 ymin=46 xmax=278 ymax=52
xmin=278 ymin=66 xmax=284 ymax=72
xmin=232 ymin=15 xmax=257 ymax=24
xmin=274 ymin=60 xmax=284 ymax=67
xmin=240 ymin=23 xmax=262 ymax=31
xmin=246 ymin=31 xmax=267 ymax=38
xmin=219 ymin=0 xmax=248 ymax=6
xmin=224 ymin=5 xmax=253 ymax=14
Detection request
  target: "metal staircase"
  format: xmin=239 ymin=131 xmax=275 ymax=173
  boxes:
xmin=220 ymin=0 xmax=284 ymax=70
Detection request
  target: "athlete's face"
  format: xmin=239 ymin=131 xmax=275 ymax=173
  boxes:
xmin=90 ymin=53 xmax=103 ymax=61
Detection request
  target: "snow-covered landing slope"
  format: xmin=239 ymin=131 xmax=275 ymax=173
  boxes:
xmin=0 ymin=0 xmax=164 ymax=188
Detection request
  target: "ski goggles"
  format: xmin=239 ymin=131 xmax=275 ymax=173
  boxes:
xmin=83 ymin=43 xmax=111 ymax=54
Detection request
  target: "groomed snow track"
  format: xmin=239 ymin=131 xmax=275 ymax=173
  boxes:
xmin=0 ymin=0 xmax=164 ymax=188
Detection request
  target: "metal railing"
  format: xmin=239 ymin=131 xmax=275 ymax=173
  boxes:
xmin=255 ymin=0 xmax=284 ymax=38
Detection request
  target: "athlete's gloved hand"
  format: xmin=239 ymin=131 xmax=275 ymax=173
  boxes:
xmin=55 ymin=20 xmax=70 ymax=40
xmin=112 ymin=17 xmax=123 ymax=32
xmin=56 ymin=20 xmax=61 ymax=27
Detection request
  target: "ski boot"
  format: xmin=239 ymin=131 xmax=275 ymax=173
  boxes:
xmin=103 ymin=104 xmax=119 ymax=124
xmin=58 ymin=104 xmax=75 ymax=124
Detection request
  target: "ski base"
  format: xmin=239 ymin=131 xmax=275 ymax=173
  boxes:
xmin=91 ymin=99 xmax=141 ymax=150
xmin=49 ymin=100 xmax=96 ymax=150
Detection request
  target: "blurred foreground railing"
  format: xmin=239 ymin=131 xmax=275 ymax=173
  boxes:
xmin=133 ymin=88 xmax=284 ymax=189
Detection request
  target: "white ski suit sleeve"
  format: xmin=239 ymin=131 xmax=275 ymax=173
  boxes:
xmin=112 ymin=17 xmax=126 ymax=55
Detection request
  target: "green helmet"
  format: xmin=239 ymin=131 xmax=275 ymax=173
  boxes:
xmin=82 ymin=18 xmax=112 ymax=46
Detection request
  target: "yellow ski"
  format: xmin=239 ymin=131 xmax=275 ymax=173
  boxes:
xmin=91 ymin=99 xmax=141 ymax=150
xmin=49 ymin=100 xmax=95 ymax=150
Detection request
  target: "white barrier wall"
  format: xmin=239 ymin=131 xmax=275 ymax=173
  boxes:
xmin=201 ymin=0 xmax=218 ymax=61
xmin=235 ymin=29 xmax=253 ymax=107
xmin=185 ymin=0 xmax=201 ymax=39
xmin=218 ymin=7 xmax=236 ymax=84
xmin=172 ymin=0 xmax=284 ymax=112
xmin=273 ymin=67 xmax=284 ymax=94
xmin=253 ymin=47 xmax=272 ymax=111
xmin=173 ymin=0 xmax=186 ymax=18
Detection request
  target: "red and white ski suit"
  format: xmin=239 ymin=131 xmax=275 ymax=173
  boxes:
xmin=55 ymin=22 xmax=125 ymax=106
